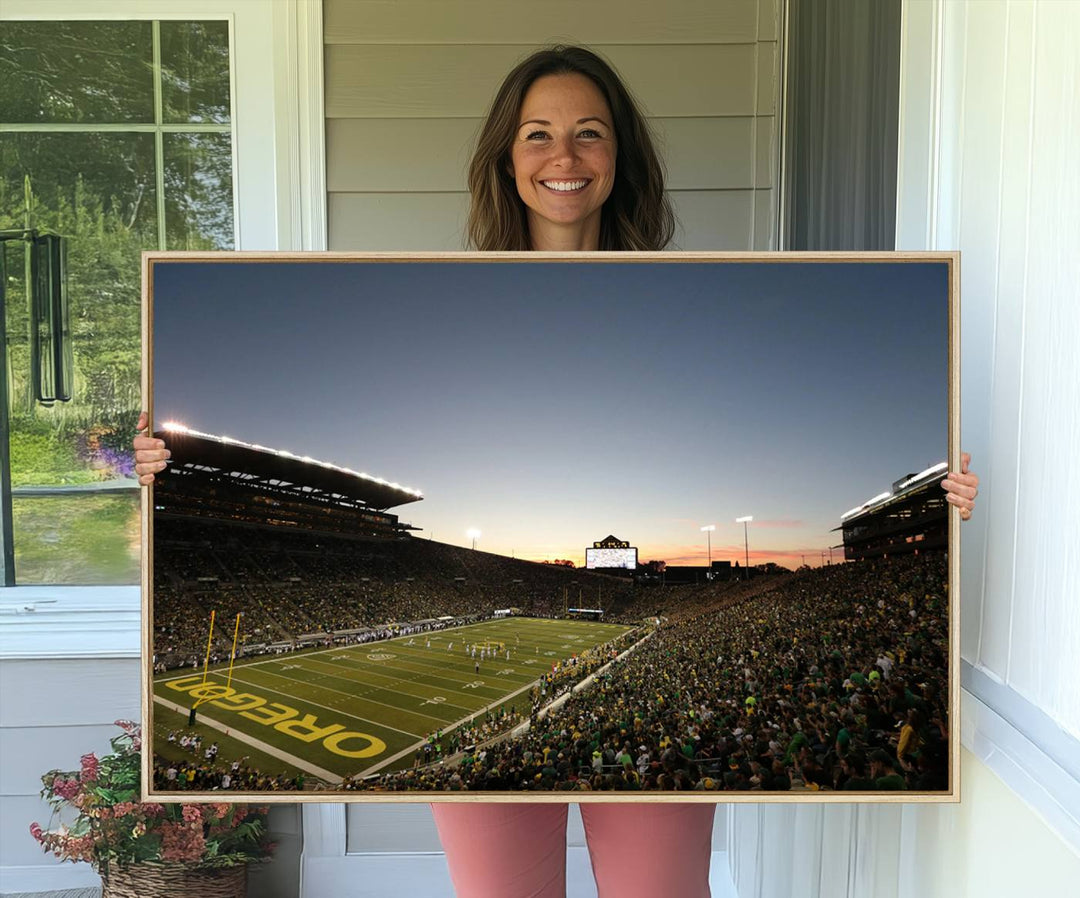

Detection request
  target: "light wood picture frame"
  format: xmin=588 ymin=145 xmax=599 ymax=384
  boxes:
xmin=142 ymin=251 xmax=960 ymax=804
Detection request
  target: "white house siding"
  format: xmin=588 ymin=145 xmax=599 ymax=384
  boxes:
xmin=323 ymin=0 xmax=782 ymax=251
xmin=0 ymin=658 xmax=141 ymax=894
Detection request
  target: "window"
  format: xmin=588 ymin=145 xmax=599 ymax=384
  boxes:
xmin=1 ymin=19 xmax=234 ymax=584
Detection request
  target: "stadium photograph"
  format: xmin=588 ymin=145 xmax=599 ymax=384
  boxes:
xmin=144 ymin=254 xmax=957 ymax=801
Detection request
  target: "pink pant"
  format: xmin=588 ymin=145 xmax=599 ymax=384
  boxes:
xmin=431 ymin=803 xmax=715 ymax=898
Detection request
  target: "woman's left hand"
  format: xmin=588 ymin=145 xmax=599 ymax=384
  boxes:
xmin=942 ymin=451 xmax=979 ymax=521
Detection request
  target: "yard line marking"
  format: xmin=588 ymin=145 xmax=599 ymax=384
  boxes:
xmin=210 ymin=618 xmax=630 ymax=674
xmin=218 ymin=671 xmax=432 ymax=737
xmin=251 ymin=660 xmax=499 ymax=710
xmin=224 ymin=668 xmax=470 ymax=729
xmin=235 ymin=660 xmax=490 ymax=710
xmin=296 ymin=663 xmax=534 ymax=702
xmin=297 ymin=652 xmax=533 ymax=691
xmin=356 ymin=676 xmax=543 ymax=778
xmin=153 ymin=695 xmax=341 ymax=783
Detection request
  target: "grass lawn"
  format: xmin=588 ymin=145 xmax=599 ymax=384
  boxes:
xmin=153 ymin=616 xmax=635 ymax=785
xmin=153 ymin=704 xmax=309 ymax=783
xmin=13 ymin=492 xmax=140 ymax=584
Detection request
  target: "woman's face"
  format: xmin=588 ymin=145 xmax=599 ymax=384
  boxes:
xmin=509 ymin=73 xmax=617 ymax=248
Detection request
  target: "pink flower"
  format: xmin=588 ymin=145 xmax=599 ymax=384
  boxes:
xmin=80 ymin=753 xmax=100 ymax=782
xmin=29 ymin=822 xmax=43 ymax=842
xmin=160 ymin=821 xmax=206 ymax=863
xmin=52 ymin=777 xmax=80 ymax=801
xmin=181 ymin=805 xmax=202 ymax=824
xmin=141 ymin=803 xmax=165 ymax=817
xmin=112 ymin=801 xmax=137 ymax=818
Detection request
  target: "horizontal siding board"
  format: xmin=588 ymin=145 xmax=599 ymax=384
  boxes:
xmin=754 ymin=188 xmax=777 ymax=250
xmin=669 ymin=189 xmax=755 ymax=250
xmin=754 ymin=115 xmax=775 ymax=188
xmin=0 ymin=659 xmax=140 ymax=728
xmin=324 ymin=0 xmax=759 ymax=45
xmin=328 ymin=192 xmax=470 ymax=250
xmin=0 ymin=724 xmax=122 ymax=796
xmin=758 ymin=0 xmax=780 ymax=42
xmin=654 ymin=117 xmax=755 ymax=189
xmin=325 ymin=44 xmax=758 ymax=118
xmin=328 ymin=189 xmax=764 ymax=252
xmin=326 ymin=118 xmax=478 ymax=192
xmin=326 ymin=117 xmax=763 ymax=193
xmin=756 ymin=41 xmax=778 ymax=115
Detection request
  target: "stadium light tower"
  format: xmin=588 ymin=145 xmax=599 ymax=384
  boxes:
xmin=735 ymin=515 xmax=753 ymax=578
xmin=467 ymin=528 xmax=481 ymax=551
xmin=700 ymin=525 xmax=715 ymax=571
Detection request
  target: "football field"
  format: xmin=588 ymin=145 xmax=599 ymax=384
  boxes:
xmin=153 ymin=616 xmax=635 ymax=784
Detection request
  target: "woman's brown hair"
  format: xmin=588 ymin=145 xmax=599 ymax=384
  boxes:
xmin=467 ymin=46 xmax=675 ymax=251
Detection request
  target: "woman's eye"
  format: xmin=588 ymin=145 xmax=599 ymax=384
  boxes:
xmin=578 ymin=129 xmax=602 ymax=138
xmin=525 ymin=130 xmax=550 ymax=140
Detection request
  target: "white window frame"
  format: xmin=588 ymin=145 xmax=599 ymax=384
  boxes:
xmin=0 ymin=0 xmax=326 ymax=660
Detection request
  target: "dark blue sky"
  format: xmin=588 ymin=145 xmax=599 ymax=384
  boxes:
xmin=152 ymin=259 xmax=949 ymax=567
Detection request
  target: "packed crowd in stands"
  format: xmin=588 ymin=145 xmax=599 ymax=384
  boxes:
xmin=343 ymin=553 xmax=949 ymax=793
xmin=153 ymin=510 xmax=950 ymax=794
xmin=153 ymin=728 xmax=307 ymax=792
xmin=153 ymin=516 xmax=638 ymax=669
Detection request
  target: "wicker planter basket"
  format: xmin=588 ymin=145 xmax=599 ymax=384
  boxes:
xmin=101 ymin=862 xmax=247 ymax=898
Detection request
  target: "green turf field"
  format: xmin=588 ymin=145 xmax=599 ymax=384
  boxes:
xmin=153 ymin=617 xmax=635 ymax=785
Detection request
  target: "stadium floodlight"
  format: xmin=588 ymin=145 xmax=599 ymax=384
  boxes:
xmin=150 ymin=423 xmax=423 ymax=496
xmin=735 ymin=515 xmax=752 ymax=577
xmin=840 ymin=490 xmax=893 ymax=522
xmin=700 ymin=524 xmax=715 ymax=569
xmin=895 ymin=461 xmax=949 ymax=492
xmin=467 ymin=528 xmax=481 ymax=550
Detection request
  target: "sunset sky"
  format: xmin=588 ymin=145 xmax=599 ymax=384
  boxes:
xmin=152 ymin=259 xmax=949 ymax=568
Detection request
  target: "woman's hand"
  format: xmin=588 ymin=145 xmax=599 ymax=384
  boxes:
xmin=133 ymin=411 xmax=170 ymax=485
xmin=942 ymin=452 xmax=979 ymax=521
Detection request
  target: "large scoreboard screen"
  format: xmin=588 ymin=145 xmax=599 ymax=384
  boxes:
xmin=585 ymin=547 xmax=637 ymax=570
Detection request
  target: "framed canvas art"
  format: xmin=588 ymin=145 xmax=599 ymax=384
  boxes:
xmin=141 ymin=252 xmax=959 ymax=803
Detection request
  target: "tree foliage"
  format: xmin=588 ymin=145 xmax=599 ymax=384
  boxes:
xmin=1 ymin=19 xmax=233 ymax=488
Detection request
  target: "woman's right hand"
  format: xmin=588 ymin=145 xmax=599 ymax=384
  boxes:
xmin=134 ymin=411 xmax=170 ymax=485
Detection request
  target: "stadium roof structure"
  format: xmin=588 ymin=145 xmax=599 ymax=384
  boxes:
xmin=157 ymin=423 xmax=423 ymax=511
xmin=836 ymin=461 xmax=948 ymax=560
xmin=839 ymin=462 xmax=947 ymax=524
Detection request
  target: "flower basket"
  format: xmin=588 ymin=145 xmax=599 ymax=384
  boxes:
xmin=101 ymin=861 xmax=247 ymax=898
xmin=31 ymin=722 xmax=273 ymax=888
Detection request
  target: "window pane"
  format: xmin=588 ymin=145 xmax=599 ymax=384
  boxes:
xmin=1 ymin=19 xmax=235 ymax=586
xmin=0 ymin=133 xmax=158 ymax=242
xmin=2 ymin=132 xmax=151 ymax=584
xmin=12 ymin=493 xmax=140 ymax=585
xmin=164 ymin=133 xmax=235 ymax=250
xmin=160 ymin=21 xmax=232 ymax=124
xmin=0 ymin=21 xmax=154 ymax=124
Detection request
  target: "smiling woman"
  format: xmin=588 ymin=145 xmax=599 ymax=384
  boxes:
xmin=509 ymin=73 xmax=617 ymax=250
xmin=466 ymin=45 xmax=674 ymax=252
